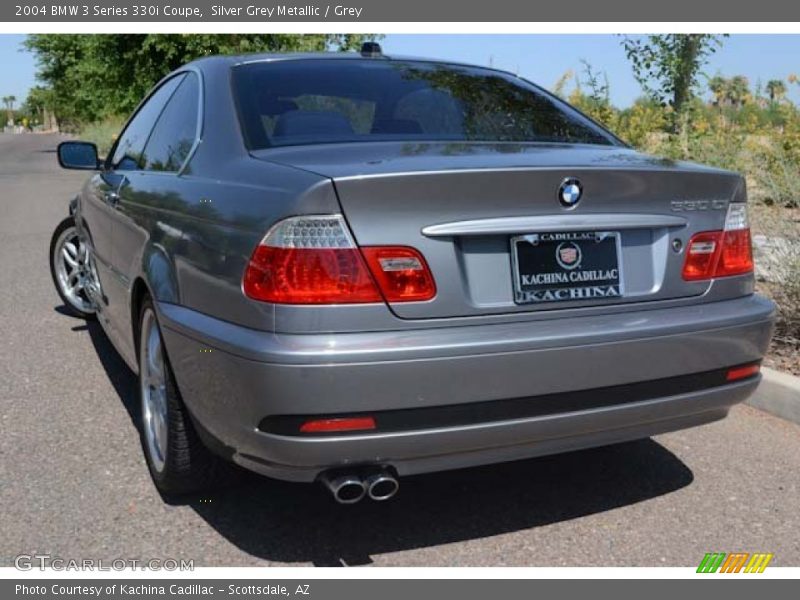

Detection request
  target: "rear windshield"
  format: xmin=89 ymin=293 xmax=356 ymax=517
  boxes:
xmin=232 ymin=59 xmax=617 ymax=149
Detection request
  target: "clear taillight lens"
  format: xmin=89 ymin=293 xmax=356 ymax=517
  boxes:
xmin=682 ymin=203 xmax=754 ymax=281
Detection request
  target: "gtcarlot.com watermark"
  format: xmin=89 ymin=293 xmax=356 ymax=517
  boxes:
xmin=14 ymin=553 xmax=194 ymax=571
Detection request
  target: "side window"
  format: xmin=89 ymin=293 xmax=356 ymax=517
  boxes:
xmin=141 ymin=73 xmax=199 ymax=172
xmin=110 ymin=74 xmax=185 ymax=170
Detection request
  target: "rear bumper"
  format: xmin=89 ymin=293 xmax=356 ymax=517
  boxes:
xmin=159 ymin=294 xmax=775 ymax=482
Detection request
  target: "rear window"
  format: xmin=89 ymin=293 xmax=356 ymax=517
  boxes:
xmin=232 ymin=59 xmax=617 ymax=149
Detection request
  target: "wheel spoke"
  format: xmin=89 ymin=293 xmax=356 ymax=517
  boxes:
xmin=64 ymin=241 xmax=78 ymax=259
xmin=147 ymin=371 xmax=164 ymax=390
xmin=148 ymin=335 xmax=161 ymax=375
xmin=62 ymin=246 xmax=79 ymax=268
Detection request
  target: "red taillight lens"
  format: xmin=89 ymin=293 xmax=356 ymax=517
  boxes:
xmin=726 ymin=363 xmax=760 ymax=382
xmin=717 ymin=228 xmax=754 ymax=277
xmin=243 ymin=215 xmax=382 ymax=304
xmin=243 ymin=215 xmax=436 ymax=305
xmin=243 ymin=246 xmax=381 ymax=304
xmin=361 ymin=246 xmax=437 ymax=302
xmin=682 ymin=203 xmax=753 ymax=281
xmin=299 ymin=416 xmax=376 ymax=433
xmin=682 ymin=231 xmax=723 ymax=281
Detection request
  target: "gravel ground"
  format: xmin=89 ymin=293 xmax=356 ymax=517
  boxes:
xmin=1 ymin=133 xmax=799 ymax=568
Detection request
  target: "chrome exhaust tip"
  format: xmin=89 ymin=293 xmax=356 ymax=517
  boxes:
xmin=320 ymin=473 xmax=366 ymax=504
xmin=365 ymin=471 xmax=400 ymax=501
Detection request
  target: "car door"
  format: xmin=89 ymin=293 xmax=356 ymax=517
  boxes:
xmin=109 ymin=72 xmax=201 ymax=364
xmin=94 ymin=74 xmax=186 ymax=365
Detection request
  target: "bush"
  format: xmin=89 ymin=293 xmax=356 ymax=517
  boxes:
xmin=749 ymin=133 xmax=800 ymax=208
xmin=78 ymin=116 xmax=125 ymax=157
xmin=616 ymin=100 xmax=666 ymax=148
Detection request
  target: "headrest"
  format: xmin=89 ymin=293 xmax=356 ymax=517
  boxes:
xmin=273 ymin=111 xmax=354 ymax=138
xmin=259 ymin=97 xmax=298 ymax=116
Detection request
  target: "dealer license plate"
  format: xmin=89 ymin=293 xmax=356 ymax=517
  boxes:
xmin=511 ymin=231 xmax=623 ymax=304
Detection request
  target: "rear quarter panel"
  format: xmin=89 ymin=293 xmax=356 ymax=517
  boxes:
xmin=117 ymin=159 xmax=339 ymax=335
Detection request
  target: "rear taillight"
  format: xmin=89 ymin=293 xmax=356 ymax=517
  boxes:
xmin=682 ymin=231 xmax=723 ymax=281
xmin=682 ymin=203 xmax=754 ymax=281
xmin=243 ymin=215 xmax=381 ymax=304
xmin=361 ymin=246 xmax=436 ymax=302
xmin=716 ymin=228 xmax=753 ymax=277
xmin=243 ymin=215 xmax=436 ymax=304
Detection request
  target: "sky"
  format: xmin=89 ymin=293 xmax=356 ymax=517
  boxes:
xmin=2 ymin=33 xmax=799 ymax=107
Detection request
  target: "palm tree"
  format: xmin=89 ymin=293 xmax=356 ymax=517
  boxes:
xmin=3 ymin=95 xmax=16 ymax=125
xmin=708 ymin=75 xmax=727 ymax=107
xmin=765 ymin=79 xmax=787 ymax=103
xmin=726 ymin=76 xmax=750 ymax=108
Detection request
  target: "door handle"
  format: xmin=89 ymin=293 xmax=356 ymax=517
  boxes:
xmin=104 ymin=175 xmax=129 ymax=207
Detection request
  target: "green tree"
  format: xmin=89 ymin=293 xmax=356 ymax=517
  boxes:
xmin=708 ymin=75 xmax=728 ymax=107
xmin=766 ymin=79 xmax=787 ymax=103
xmin=552 ymin=69 xmax=574 ymax=99
xmin=569 ymin=60 xmax=616 ymax=128
xmin=726 ymin=75 xmax=751 ymax=108
xmin=621 ymin=34 xmax=724 ymax=131
xmin=23 ymin=34 xmax=380 ymax=127
xmin=2 ymin=95 xmax=16 ymax=124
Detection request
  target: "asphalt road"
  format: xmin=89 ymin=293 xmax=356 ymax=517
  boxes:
xmin=1 ymin=133 xmax=799 ymax=568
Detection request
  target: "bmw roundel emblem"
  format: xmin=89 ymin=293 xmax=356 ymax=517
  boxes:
xmin=558 ymin=178 xmax=583 ymax=209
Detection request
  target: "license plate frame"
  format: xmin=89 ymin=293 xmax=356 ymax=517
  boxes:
xmin=510 ymin=231 xmax=624 ymax=304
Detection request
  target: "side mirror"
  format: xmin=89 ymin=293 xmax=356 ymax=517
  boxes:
xmin=57 ymin=141 xmax=100 ymax=170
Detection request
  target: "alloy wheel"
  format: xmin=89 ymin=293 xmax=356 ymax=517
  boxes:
xmin=52 ymin=226 xmax=96 ymax=315
xmin=140 ymin=308 xmax=168 ymax=473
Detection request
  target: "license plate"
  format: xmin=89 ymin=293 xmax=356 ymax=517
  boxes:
xmin=511 ymin=231 xmax=623 ymax=304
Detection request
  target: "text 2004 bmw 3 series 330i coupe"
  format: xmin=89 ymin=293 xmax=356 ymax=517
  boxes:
xmin=51 ymin=45 xmax=775 ymax=503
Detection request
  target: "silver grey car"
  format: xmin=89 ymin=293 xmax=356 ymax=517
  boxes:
xmin=51 ymin=45 xmax=775 ymax=503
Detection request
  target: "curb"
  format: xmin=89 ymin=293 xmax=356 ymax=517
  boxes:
xmin=747 ymin=367 xmax=800 ymax=425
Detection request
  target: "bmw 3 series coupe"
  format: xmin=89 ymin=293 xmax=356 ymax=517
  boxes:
xmin=51 ymin=44 xmax=775 ymax=503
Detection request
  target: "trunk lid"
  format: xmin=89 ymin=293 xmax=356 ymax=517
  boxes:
xmin=254 ymin=142 xmax=744 ymax=319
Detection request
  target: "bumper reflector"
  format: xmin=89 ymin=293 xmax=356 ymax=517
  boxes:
xmin=299 ymin=416 xmax=377 ymax=433
xmin=726 ymin=363 xmax=761 ymax=382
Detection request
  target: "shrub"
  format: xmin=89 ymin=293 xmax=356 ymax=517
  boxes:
xmin=749 ymin=133 xmax=800 ymax=208
xmin=78 ymin=116 xmax=126 ymax=157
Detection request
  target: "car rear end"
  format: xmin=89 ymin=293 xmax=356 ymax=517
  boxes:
xmin=158 ymin=55 xmax=775 ymax=494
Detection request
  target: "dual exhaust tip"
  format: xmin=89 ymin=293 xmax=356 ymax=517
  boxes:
xmin=320 ymin=469 xmax=399 ymax=504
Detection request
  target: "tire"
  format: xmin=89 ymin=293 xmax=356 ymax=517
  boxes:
xmin=49 ymin=216 xmax=97 ymax=319
xmin=137 ymin=296 xmax=226 ymax=495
